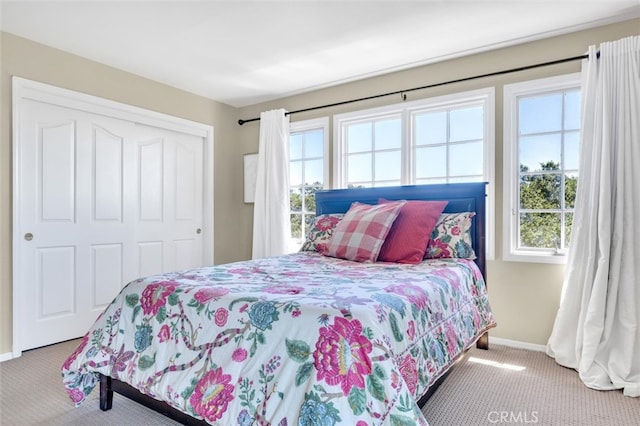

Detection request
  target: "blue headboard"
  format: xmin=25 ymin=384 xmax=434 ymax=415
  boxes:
xmin=314 ymin=182 xmax=487 ymax=280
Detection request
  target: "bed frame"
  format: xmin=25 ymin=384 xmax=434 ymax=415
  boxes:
xmin=99 ymin=182 xmax=489 ymax=424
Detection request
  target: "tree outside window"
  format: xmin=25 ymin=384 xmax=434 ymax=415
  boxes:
xmin=504 ymin=74 xmax=581 ymax=262
xmin=517 ymin=89 xmax=579 ymax=253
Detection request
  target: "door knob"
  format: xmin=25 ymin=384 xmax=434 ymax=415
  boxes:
xmin=24 ymin=233 xmax=33 ymax=241
xmin=196 ymin=228 xmax=202 ymax=234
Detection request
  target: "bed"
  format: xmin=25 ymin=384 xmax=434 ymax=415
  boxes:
xmin=62 ymin=182 xmax=495 ymax=426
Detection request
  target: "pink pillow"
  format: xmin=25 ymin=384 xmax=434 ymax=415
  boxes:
xmin=323 ymin=201 xmax=405 ymax=262
xmin=377 ymin=199 xmax=448 ymax=264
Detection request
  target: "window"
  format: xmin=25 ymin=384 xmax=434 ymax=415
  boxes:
xmin=503 ymin=74 xmax=581 ymax=263
xmin=334 ymin=88 xmax=495 ymax=258
xmin=342 ymin=116 xmax=402 ymax=187
xmin=414 ymin=104 xmax=486 ymax=184
xmin=289 ymin=117 xmax=329 ymax=252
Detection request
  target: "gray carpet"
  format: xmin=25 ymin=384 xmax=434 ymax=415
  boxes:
xmin=0 ymin=339 xmax=637 ymax=425
xmin=422 ymin=344 xmax=639 ymax=426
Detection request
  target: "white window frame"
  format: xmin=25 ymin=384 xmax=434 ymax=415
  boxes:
xmin=288 ymin=117 xmax=330 ymax=251
xmin=333 ymin=88 xmax=495 ymax=259
xmin=503 ymin=73 xmax=581 ymax=264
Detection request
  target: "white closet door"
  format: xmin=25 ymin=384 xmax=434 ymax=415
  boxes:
xmin=133 ymin=124 xmax=204 ymax=279
xmin=16 ymin=101 xmax=206 ymax=351
xmin=17 ymin=100 xmax=136 ymax=349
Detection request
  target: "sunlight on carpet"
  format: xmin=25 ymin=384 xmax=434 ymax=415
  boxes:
xmin=467 ymin=356 xmax=527 ymax=371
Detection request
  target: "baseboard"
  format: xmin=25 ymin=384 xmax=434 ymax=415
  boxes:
xmin=489 ymin=336 xmax=547 ymax=352
xmin=0 ymin=351 xmax=14 ymax=363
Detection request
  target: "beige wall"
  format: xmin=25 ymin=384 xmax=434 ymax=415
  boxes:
xmin=236 ymin=19 xmax=639 ymax=347
xmin=1 ymin=19 xmax=638 ymax=356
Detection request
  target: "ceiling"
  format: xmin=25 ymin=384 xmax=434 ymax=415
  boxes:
xmin=2 ymin=1 xmax=639 ymax=108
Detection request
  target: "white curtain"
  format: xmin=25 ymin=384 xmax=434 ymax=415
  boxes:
xmin=546 ymin=36 xmax=640 ymax=397
xmin=252 ymin=109 xmax=291 ymax=259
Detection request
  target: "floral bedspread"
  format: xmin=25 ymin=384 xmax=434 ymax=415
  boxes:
xmin=62 ymin=252 xmax=495 ymax=426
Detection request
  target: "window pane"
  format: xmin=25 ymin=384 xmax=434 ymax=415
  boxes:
xmin=450 ymin=141 xmax=483 ymax=176
xmin=290 ymin=161 xmax=303 ymax=186
xmin=564 ymin=212 xmax=573 ymax=247
xmin=304 ymin=186 xmax=318 ymax=213
xmin=520 ymin=173 xmax=561 ymax=209
xmin=450 ymin=106 xmax=483 ymax=141
xmin=519 ymin=134 xmax=561 ymax=172
xmin=374 ymin=181 xmax=401 ymax=187
xmin=374 ymin=118 xmax=401 ymax=150
xmin=519 ymin=94 xmax=562 ymax=134
xmin=305 ymin=129 xmax=324 ymax=158
xmin=290 ymin=133 xmax=303 ymax=160
xmin=564 ymin=131 xmax=579 ymax=170
xmin=304 ymin=159 xmax=324 ymax=186
xmin=417 ymin=177 xmax=448 ymax=185
xmin=416 ymin=146 xmax=446 ymax=178
xmin=290 ymin=213 xmax=302 ymax=239
xmin=375 ymin=151 xmax=401 ymax=181
xmin=289 ymin=121 xmax=326 ymax=251
xmin=348 ymin=153 xmax=372 ymax=183
xmin=519 ymin=212 xmax=561 ymax=249
xmin=290 ymin=187 xmax=302 ymax=212
xmin=565 ymin=173 xmax=577 ymax=209
xmin=449 ymin=175 xmax=483 ymax=183
xmin=347 ymin=122 xmax=372 ymax=153
xmin=349 ymin=183 xmax=371 ymax=188
xmin=564 ymin=90 xmax=581 ymax=130
xmin=415 ymin=111 xmax=446 ymax=146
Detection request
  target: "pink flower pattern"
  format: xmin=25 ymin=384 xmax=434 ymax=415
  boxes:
xmin=189 ymin=368 xmax=234 ymax=422
xmin=399 ymin=354 xmax=419 ymax=395
xmin=445 ymin=322 xmax=459 ymax=355
xmin=263 ymin=284 xmax=304 ymax=295
xmin=313 ymin=317 xmax=373 ymax=395
xmin=68 ymin=388 xmax=85 ymax=404
xmin=232 ymin=348 xmax=247 ymax=362
xmin=385 ymin=283 xmax=429 ymax=310
xmin=157 ymin=324 xmax=171 ymax=343
xmin=407 ymin=320 xmax=416 ymax=341
xmin=426 ymin=238 xmax=452 ymax=258
xmin=194 ymin=287 xmax=230 ymax=305
xmin=63 ymin=334 xmax=88 ymax=370
xmin=140 ymin=282 xmax=177 ymax=316
xmin=316 ymin=215 xmax=341 ymax=232
xmin=214 ymin=307 xmax=228 ymax=327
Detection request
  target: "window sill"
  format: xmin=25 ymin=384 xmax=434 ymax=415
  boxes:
xmin=503 ymin=251 xmax=568 ymax=264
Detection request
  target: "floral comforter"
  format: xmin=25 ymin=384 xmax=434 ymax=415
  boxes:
xmin=62 ymin=252 xmax=495 ymax=425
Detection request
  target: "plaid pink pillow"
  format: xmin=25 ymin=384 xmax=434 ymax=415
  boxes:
xmin=322 ymin=201 xmax=406 ymax=262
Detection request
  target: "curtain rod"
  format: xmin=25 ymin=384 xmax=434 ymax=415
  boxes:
xmin=237 ymin=54 xmax=589 ymax=125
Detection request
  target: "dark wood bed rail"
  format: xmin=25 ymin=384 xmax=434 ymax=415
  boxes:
xmin=100 ymin=374 xmax=209 ymax=425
